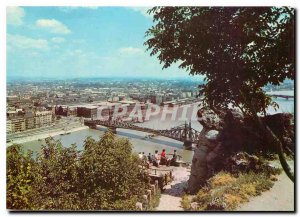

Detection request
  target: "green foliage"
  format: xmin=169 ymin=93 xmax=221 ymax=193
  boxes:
xmin=78 ymin=132 xmax=150 ymax=210
xmin=145 ymin=5 xmax=295 ymax=183
xmin=182 ymin=170 xmax=278 ymax=211
xmin=32 ymin=138 xmax=81 ymax=210
xmin=7 ymin=131 xmax=151 ymax=210
xmin=7 ymin=145 xmax=36 ymax=210
xmin=148 ymin=190 xmax=161 ymax=211
xmin=145 ymin=7 xmax=294 ymax=115
xmin=181 ymin=195 xmax=192 ymax=210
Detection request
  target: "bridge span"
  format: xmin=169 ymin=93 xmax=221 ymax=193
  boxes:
xmin=84 ymin=119 xmax=204 ymax=149
xmin=267 ymin=94 xmax=294 ymax=100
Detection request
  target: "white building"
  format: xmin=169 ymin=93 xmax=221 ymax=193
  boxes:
xmin=6 ymin=118 xmax=26 ymax=133
xmin=35 ymin=111 xmax=53 ymax=128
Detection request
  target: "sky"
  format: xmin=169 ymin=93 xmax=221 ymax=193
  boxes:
xmin=6 ymin=6 xmax=194 ymax=79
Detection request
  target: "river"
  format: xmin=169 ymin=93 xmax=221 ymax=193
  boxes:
xmin=21 ymin=103 xmax=203 ymax=163
xmin=19 ymin=95 xmax=294 ymax=163
xmin=266 ymin=91 xmax=294 ymax=114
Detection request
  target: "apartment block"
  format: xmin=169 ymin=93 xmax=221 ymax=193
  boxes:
xmin=35 ymin=111 xmax=53 ymax=128
xmin=6 ymin=118 xmax=26 ymax=133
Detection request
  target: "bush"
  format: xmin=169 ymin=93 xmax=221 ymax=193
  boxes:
xmin=181 ymin=195 xmax=192 ymax=210
xmin=148 ymin=190 xmax=161 ymax=210
xmin=209 ymin=172 xmax=236 ymax=188
xmin=7 ymin=131 xmax=151 ymax=210
xmin=184 ymin=169 xmax=279 ymax=211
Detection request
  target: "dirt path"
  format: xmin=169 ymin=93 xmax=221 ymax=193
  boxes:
xmin=156 ymin=167 xmax=190 ymax=211
xmin=155 ymin=161 xmax=294 ymax=211
xmin=237 ymin=161 xmax=294 ymax=211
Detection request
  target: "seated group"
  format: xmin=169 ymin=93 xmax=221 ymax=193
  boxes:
xmin=138 ymin=149 xmax=179 ymax=167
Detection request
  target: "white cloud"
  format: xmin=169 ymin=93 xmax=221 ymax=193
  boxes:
xmin=36 ymin=19 xmax=71 ymax=34
xmin=131 ymin=7 xmax=153 ymax=18
xmin=51 ymin=37 xmax=65 ymax=43
xmin=7 ymin=6 xmax=25 ymax=26
xmin=7 ymin=34 xmax=49 ymax=50
xmin=119 ymin=47 xmax=143 ymax=55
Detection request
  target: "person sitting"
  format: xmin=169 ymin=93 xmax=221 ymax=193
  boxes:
xmin=138 ymin=152 xmax=143 ymax=160
xmin=161 ymin=149 xmax=166 ymax=158
xmin=153 ymin=150 xmax=160 ymax=167
xmin=170 ymin=150 xmax=179 ymax=166
xmin=159 ymin=149 xmax=168 ymax=165
xmin=151 ymin=155 xmax=155 ymax=164
xmin=142 ymin=152 xmax=147 ymax=162
xmin=147 ymin=153 xmax=152 ymax=163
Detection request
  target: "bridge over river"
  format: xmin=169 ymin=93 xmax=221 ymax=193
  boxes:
xmin=84 ymin=119 xmax=204 ymax=149
xmin=266 ymin=92 xmax=294 ymax=100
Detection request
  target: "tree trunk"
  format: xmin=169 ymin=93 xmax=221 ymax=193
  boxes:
xmin=253 ymin=112 xmax=294 ymax=182
xmin=239 ymin=91 xmax=293 ymax=182
xmin=264 ymin=124 xmax=294 ymax=182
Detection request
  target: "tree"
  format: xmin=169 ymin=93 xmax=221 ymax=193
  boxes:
xmin=145 ymin=7 xmax=294 ymax=181
xmin=78 ymin=132 xmax=149 ymax=210
xmin=32 ymin=138 xmax=81 ymax=210
xmin=7 ymin=145 xmax=36 ymax=210
xmin=7 ymin=131 xmax=150 ymax=210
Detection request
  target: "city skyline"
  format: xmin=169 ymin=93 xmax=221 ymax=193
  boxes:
xmin=7 ymin=6 xmax=194 ymax=79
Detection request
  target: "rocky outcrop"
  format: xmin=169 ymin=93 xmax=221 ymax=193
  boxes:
xmin=187 ymin=108 xmax=294 ymax=194
xmin=223 ymin=152 xmax=281 ymax=175
xmin=187 ymin=109 xmax=223 ymax=194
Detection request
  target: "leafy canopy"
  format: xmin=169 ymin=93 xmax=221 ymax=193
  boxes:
xmin=145 ymin=7 xmax=294 ymax=114
xmin=7 ymin=131 xmax=150 ymax=210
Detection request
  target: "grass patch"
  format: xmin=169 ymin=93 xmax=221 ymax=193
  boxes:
xmin=209 ymin=172 xmax=237 ymax=188
xmin=148 ymin=190 xmax=161 ymax=211
xmin=182 ymin=170 xmax=280 ymax=211
xmin=181 ymin=195 xmax=191 ymax=210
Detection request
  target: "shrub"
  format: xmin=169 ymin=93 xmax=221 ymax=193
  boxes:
xmin=148 ymin=190 xmax=161 ymax=211
xmin=7 ymin=131 xmax=152 ymax=210
xmin=181 ymin=195 xmax=191 ymax=210
xmin=182 ymin=169 xmax=279 ymax=211
xmin=223 ymin=194 xmax=243 ymax=210
xmin=209 ymin=171 xmax=236 ymax=188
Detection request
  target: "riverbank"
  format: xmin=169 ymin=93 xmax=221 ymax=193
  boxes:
xmin=6 ymin=125 xmax=89 ymax=147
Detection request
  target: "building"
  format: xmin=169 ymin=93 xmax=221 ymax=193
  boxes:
xmin=95 ymin=102 xmax=122 ymax=118
xmin=67 ymin=106 xmax=77 ymax=116
xmin=6 ymin=120 xmax=13 ymax=134
xmin=55 ymin=105 xmax=77 ymax=117
xmin=24 ymin=111 xmax=35 ymax=130
xmin=7 ymin=118 xmax=26 ymax=133
xmin=7 ymin=111 xmax=17 ymax=119
xmin=35 ymin=111 xmax=53 ymax=128
xmin=156 ymin=94 xmax=163 ymax=105
xmin=118 ymin=94 xmax=126 ymax=101
xmin=7 ymin=96 xmax=19 ymax=106
xmin=112 ymin=96 xmax=119 ymax=102
xmin=77 ymin=105 xmax=98 ymax=119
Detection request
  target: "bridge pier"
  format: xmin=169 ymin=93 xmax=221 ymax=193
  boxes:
xmin=91 ymin=124 xmax=96 ymax=129
xmin=108 ymin=126 xmax=117 ymax=134
xmin=183 ymin=140 xmax=193 ymax=150
xmin=85 ymin=123 xmax=96 ymax=129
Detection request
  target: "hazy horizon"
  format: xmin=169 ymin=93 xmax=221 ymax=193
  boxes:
xmin=6 ymin=74 xmax=205 ymax=81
